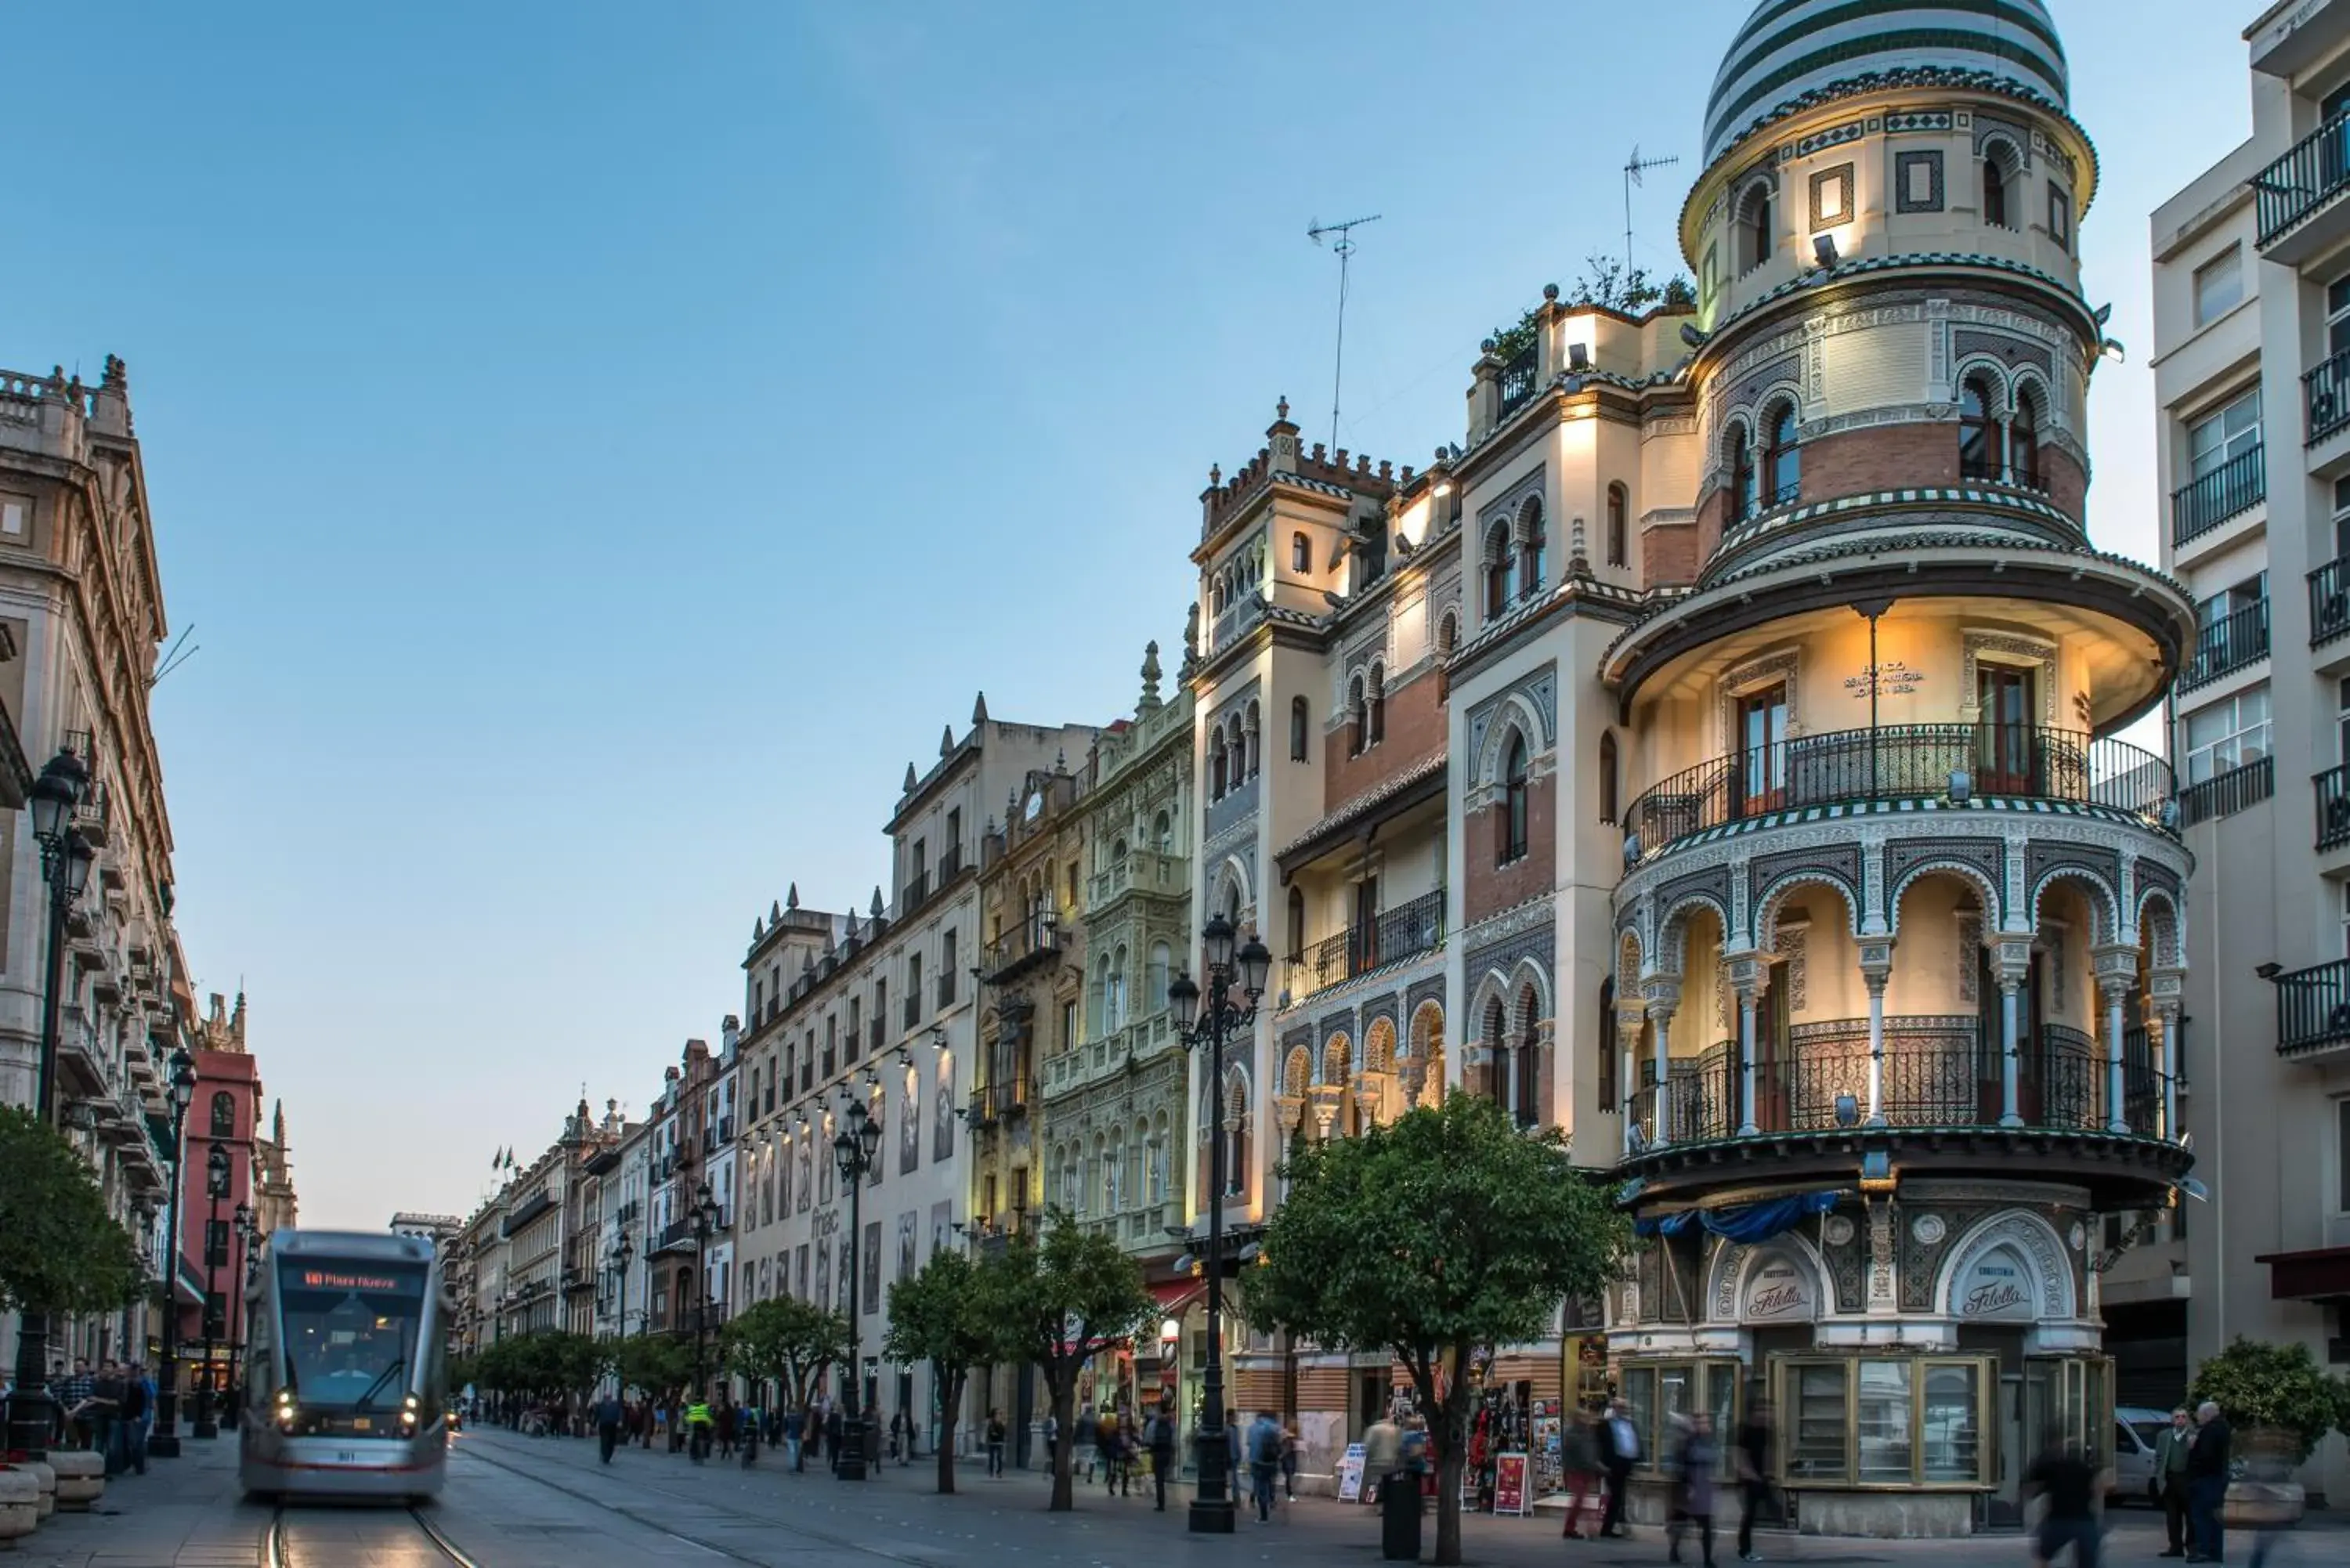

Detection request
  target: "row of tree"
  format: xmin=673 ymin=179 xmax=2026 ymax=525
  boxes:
xmin=0 ymin=1106 xmax=150 ymax=1323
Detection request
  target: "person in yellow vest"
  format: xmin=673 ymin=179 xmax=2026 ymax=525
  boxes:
xmin=685 ymin=1397 xmax=714 ymax=1465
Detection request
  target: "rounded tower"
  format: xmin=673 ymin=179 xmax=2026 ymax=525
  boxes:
xmin=1599 ymin=2 xmax=2197 ymax=1537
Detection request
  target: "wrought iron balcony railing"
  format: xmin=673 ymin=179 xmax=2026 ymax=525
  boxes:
xmin=1498 ymin=345 xmax=1540 ymax=417
xmin=1622 ymin=724 xmax=2173 ymax=861
xmin=2178 ymin=598 xmax=2270 ymax=692
xmin=2170 ymin=445 xmax=2265 ymax=547
xmin=2178 ymin=755 xmax=2273 ymax=826
xmin=2308 ymin=345 xmax=2350 ymax=446
xmin=1283 ymin=887 xmax=1446 ymax=1003
xmin=2319 ymin=764 xmax=2350 ymax=851
xmin=2277 ymin=957 xmax=2350 ymax=1058
xmin=2255 ymin=107 xmax=2350 ymax=247
xmin=2310 ymin=556 xmax=2350 ymax=647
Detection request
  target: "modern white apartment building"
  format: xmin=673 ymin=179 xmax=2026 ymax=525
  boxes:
xmin=2147 ymin=0 xmax=2350 ymax=1502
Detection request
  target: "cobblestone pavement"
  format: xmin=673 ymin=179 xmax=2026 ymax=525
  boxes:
xmin=10 ymin=1424 xmax=2345 ymax=1566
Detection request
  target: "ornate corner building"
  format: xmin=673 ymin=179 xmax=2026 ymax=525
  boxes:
xmin=1179 ymin=2 xmax=2200 ymax=1532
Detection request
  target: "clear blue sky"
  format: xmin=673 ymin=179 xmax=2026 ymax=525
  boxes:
xmin=8 ymin=2 xmax=2255 ymax=1227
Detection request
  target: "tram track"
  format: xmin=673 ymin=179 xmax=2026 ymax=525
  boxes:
xmin=265 ymin=1498 xmax=484 ymax=1568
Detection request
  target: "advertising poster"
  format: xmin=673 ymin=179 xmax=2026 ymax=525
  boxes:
xmin=1336 ymin=1442 xmax=1368 ymax=1502
xmin=1492 ymin=1451 xmax=1531 ymax=1516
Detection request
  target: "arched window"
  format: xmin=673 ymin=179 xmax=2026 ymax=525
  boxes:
xmin=209 ymin=1090 xmax=235 ymax=1138
xmin=1481 ymin=995 xmax=1509 ymax=1108
xmin=1763 ymin=401 xmax=1800 ymax=507
xmin=1737 ymin=182 xmax=1773 ymax=273
xmin=1599 ymin=731 xmax=1619 ymax=825
xmin=1605 ymin=483 xmax=1628 ymax=568
xmin=1291 ymin=531 xmax=1311 ymax=573
xmin=1499 ymin=731 xmax=1530 ymax=865
xmin=1512 ymin=985 xmax=1542 ymax=1128
xmin=1597 ymin=976 xmax=1618 ymax=1111
xmin=1366 ymin=666 xmax=1386 ymax=746
xmin=1108 ymin=945 xmax=1128 ymax=1030
xmin=1517 ymin=497 xmax=1547 ymax=598
xmin=1959 ymin=372 xmax=2002 ymax=481
xmin=1152 ymin=808 xmax=1172 ymax=850
xmin=1243 ymin=700 xmax=1262 ymax=778
xmin=1289 ymin=695 xmax=1310 ymax=761
xmin=1483 ymin=522 xmax=1516 ymax=617
xmin=1437 ymin=609 xmax=1459 ymax=656
xmin=2011 ymin=385 xmax=2043 ymax=489
xmin=1285 ymin=887 xmax=1307 ymax=962
xmin=1348 ymin=675 xmax=1368 ymax=757
xmin=1983 ymin=151 xmax=2012 ymax=229
xmin=1726 ymin=424 xmax=1755 ymax=525
xmin=1209 ymin=732 xmax=1227 ymax=799
xmin=1147 ymin=941 xmax=1172 ymax=1013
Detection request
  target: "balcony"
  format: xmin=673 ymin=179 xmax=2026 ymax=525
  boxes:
xmin=1625 ymin=1021 xmax=2172 ymax=1148
xmin=2178 ymin=599 xmax=2271 ymax=692
xmin=500 ymin=1190 xmax=555 ymax=1237
xmin=2311 ymin=557 xmax=2350 ymax=648
xmin=937 ymin=971 xmax=956 ymax=1009
xmin=1284 ymin=887 xmax=1446 ymax=1003
xmin=2310 ymin=348 xmax=2350 ymax=447
xmin=902 ymin=872 xmax=930 ymax=912
xmin=2254 ymin=108 xmax=2350 ymax=259
xmin=648 ymin=1216 xmax=697 ymax=1257
xmin=1089 ymin=848 xmax=1186 ymax=907
xmin=2276 ymin=958 xmax=2350 ymax=1059
xmin=966 ymin=1076 xmax=1034 ymax=1125
xmin=2319 ymin=764 xmax=2350 ymax=851
xmin=1497 ymin=344 xmax=1540 ymax=417
xmin=938 ymin=844 xmax=964 ymax=883
xmin=1624 ymin=724 xmax=2174 ymax=863
xmin=983 ymin=914 xmax=1062 ymax=984
xmin=2178 ymin=755 xmax=2274 ymax=826
xmin=902 ymin=994 xmax=920 ymax=1030
xmin=2170 ymin=445 xmax=2265 ymax=548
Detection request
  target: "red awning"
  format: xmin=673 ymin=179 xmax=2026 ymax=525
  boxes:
xmin=1150 ymin=1278 xmax=1204 ymax=1310
xmin=2254 ymin=1246 xmax=2350 ymax=1302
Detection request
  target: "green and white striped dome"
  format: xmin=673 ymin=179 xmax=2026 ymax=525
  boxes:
xmin=1704 ymin=1 xmax=2070 ymax=165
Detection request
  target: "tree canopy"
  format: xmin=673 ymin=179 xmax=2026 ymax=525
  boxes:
xmin=1241 ymin=1093 xmax=1630 ymax=1565
xmin=717 ymin=1295 xmax=848 ymax=1417
xmin=883 ymin=1249 xmax=996 ymax=1493
xmin=471 ymin=1329 xmax=608 ymax=1404
xmin=613 ymin=1332 xmax=696 ymax=1401
xmin=2189 ymin=1336 xmax=2350 ymax=1463
xmin=0 ymin=1106 xmax=146 ymax=1317
xmin=980 ymin=1216 xmax=1154 ymax=1512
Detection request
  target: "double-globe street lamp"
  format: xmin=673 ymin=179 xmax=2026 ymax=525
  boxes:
xmin=192 ymin=1140 xmax=230 ymax=1439
xmin=150 ymin=1046 xmax=197 ymax=1458
xmin=1166 ymin=912 xmax=1271 ymax=1536
xmin=831 ymin=1094 xmax=883 ymax=1483
xmin=2 ymin=749 xmax=96 ymax=1459
xmin=689 ymin=1179 xmax=719 ymax=1400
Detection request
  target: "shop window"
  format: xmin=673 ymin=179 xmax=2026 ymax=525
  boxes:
xmin=1791 ymin=1362 xmax=1849 ymax=1480
xmin=1856 ymin=1361 xmax=1914 ymax=1482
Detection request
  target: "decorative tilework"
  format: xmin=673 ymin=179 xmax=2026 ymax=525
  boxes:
xmin=1894 ymin=150 xmax=1944 ymax=214
xmin=1810 ymin=162 xmax=1855 ymax=232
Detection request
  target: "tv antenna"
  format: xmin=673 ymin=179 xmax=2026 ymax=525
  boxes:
xmin=1307 ymin=213 xmax=1382 ymax=453
xmin=1623 ymin=146 xmax=1680 ymax=276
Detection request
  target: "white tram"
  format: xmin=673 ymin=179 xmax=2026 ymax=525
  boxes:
xmin=237 ymin=1230 xmax=450 ymax=1501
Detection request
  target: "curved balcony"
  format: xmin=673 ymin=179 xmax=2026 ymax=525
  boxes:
xmin=1623 ymin=724 xmax=2174 ymax=865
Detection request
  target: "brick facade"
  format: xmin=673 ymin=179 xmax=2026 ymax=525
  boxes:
xmin=1462 ymin=774 xmax=1555 ymax=924
xmin=1320 ymin=671 xmax=1445 ymax=804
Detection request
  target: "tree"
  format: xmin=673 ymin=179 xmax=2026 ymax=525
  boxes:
xmin=884 ymin=1250 xmax=994 ymax=1494
xmin=613 ymin=1332 xmax=696 ymax=1403
xmin=2189 ymin=1337 xmax=2350 ymax=1465
xmin=0 ymin=1106 xmax=146 ymax=1318
xmin=1240 ymin=1094 xmax=1632 ymax=1566
xmin=716 ymin=1297 xmax=848 ymax=1469
xmin=978 ymin=1215 xmax=1154 ymax=1512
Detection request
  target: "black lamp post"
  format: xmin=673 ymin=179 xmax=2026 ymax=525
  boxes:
xmin=689 ymin=1179 xmax=718 ymax=1398
xmin=2 ymin=749 xmax=94 ymax=1459
xmin=192 ymin=1140 xmax=230 ymax=1439
xmin=223 ymin=1204 xmax=254 ymax=1429
xmin=1167 ymin=912 xmax=1271 ymax=1535
xmin=609 ymin=1228 xmax=634 ymax=1346
xmin=831 ymin=1094 xmax=883 ymax=1482
xmin=150 ymin=1046 xmax=197 ymax=1458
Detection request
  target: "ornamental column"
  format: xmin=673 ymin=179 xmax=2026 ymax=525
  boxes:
xmin=1993 ymin=939 xmax=2032 ymax=1127
xmin=2092 ymin=945 xmax=2139 ymax=1134
xmin=1727 ymin=955 xmax=1766 ymax=1137
xmin=1643 ymin=977 xmax=1681 ymax=1147
xmin=1858 ymin=938 xmax=1895 ymax=1126
xmin=1615 ymin=995 xmax=1648 ymax=1159
xmin=2149 ymin=966 xmax=2186 ymax=1140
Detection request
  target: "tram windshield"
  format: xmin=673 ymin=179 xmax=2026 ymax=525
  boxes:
xmin=276 ymin=1257 xmax=428 ymax=1411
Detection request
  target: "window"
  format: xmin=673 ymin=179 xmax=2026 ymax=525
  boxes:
xmin=1599 ymin=731 xmax=1619 ymax=825
xmin=1606 ymin=483 xmax=1628 ymax=568
xmin=1347 ymin=675 xmax=1368 ymax=757
xmin=209 ymin=1090 xmax=235 ymax=1138
xmin=1517 ymin=497 xmax=1547 ymax=596
xmin=1437 ymin=609 xmax=1459 ymax=657
xmin=1244 ymin=701 xmax=1261 ymax=777
xmin=2337 ymin=1097 xmax=2350 ymax=1214
xmin=1146 ymin=942 xmax=1171 ymax=1013
xmin=1060 ymin=999 xmax=1078 ymax=1054
xmin=1736 ymin=685 xmax=1790 ymax=813
xmin=1499 ymin=731 xmax=1530 ymax=865
xmin=2194 ymin=247 xmax=2243 ymax=327
xmin=1285 ymin=888 xmax=1306 ymax=962
xmin=1983 ymin=150 xmax=2012 ymax=229
xmin=941 ymin=930 xmax=957 ymax=998
xmin=1921 ymin=1364 xmax=1981 ymax=1482
xmin=2187 ymin=388 xmax=2262 ymax=480
xmin=1856 ymin=1361 xmax=1914 ymax=1483
xmin=204 ymin=1219 xmax=230 ymax=1267
xmin=1737 ymin=182 xmax=1773 ymax=273
xmin=2011 ymin=386 xmax=2042 ymax=489
xmin=1762 ymin=402 xmax=1800 ymax=508
xmin=1209 ymin=732 xmax=1227 ymax=799
xmin=1291 ymin=531 xmax=1311 ymax=573
xmin=1483 ymin=522 xmax=1516 ymax=617
xmin=1289 ymin=696 xmax=1310 ymax=761
xmin=1366 ymin=667 xmax=1385 ymax=746
xmin=1959 ymin=373 xmax=2001 ymax=480
xmin=945 ymin=807 xmax=961 ymax=859
xmin=2047 ymin=182 xmax=2071 ymax=248
xmin=1597 ymin=977 xmax=1618 ymax=1111
xmin=0 ymin=495 xmax=26 ymax=538
xmin=1726 ymin=425 xmax=1755 ymax=525
xmin=1791 ymin=1363 xmax=1849 ymax=1480
xmin=2182 ymin=688 xmax=2270 ymax=783
xmin=907 ymin=951 xmax=923 ymax=1010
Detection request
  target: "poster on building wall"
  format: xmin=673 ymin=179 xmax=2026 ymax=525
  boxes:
xmin=896 ymin=1212 xmax=916 ymax=1282
xmin=862 ymin=1220 xmax=881 ymax=1310
xmin=1492 ymin=1452 xmax=1531 ymax=1516
xmin=934 ymin=1053 xmax=956 ymax=1162
xmin=900 ymin=1066 xmax=920 ymax=1175
xmin=1336 ymin=1443 xmax=1368 ymax=1503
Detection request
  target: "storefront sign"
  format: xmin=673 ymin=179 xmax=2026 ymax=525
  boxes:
xmin=1958 ymin=1248 xmax=2034 ymax=1321
xmin=1743 ymin=1257 xmax=1812 ymax=1321
xmin=1336 ymin=1442 xmax=1367 ymax=1502
xmin=1492 ymin=1452 xmax=1531 ymax=1516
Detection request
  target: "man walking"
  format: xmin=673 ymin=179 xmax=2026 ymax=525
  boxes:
xmin=1074 ymin=1404 xmax=1098 ymax=1484
xmin=1147 ymin=1401 xmax=1177 ymax=1512
xmin=2025 ymin=1426 xmax=2108 ymax=1567
xmin=121 ymin=1363 xmax=152 ymax=1477
xmin=2154 ymin=1407 xmax=2194 ymax=1557
xmin=1600 ymin=1396 xmax=1642 ymax=1539
xmin=985 ymin=1408 xmax=1007 ymax=1477
xmin=1246 ymin=1409 xmax=1282 ymax=1524
xmin=2186 ymin=1400 xmax=2230 ymax=1564
xmin=1667 ymin=1411 xmax=1721 ymax=1568
xmin=595 ymin=1389 xmax=625 ymax=1464
xmin=1363 ymin=1408 xmax=1402 ymax=1507
xmin=1734 ymin=1396 xmax=1776 ymax=1562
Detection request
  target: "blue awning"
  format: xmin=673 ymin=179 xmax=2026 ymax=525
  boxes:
xmin=1635 ymin=1189 xmax=1844 ymax=1244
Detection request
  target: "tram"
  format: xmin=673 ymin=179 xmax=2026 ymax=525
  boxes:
xmin=237 ymin=1229 xmax=450 ymax=1501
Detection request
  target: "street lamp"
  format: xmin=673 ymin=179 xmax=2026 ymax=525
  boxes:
xmin=2 ymin=749 xmax=92 ymax=1459
xmin=689 ymin=1179 xmax=718 ymax=1399
xmin=223 ymin=1203 xmax=254 ymax=1429
xmin=1167 ymin=911 xmax=1271 ymax=1534
xmin=150 ymin=1046 xmax=197 ymax=1458
xmin=608 ymin=1228 xmax=634 ymax=1346
xmin=831 ymin=1094 xmax=884 ymax=1482
xmin=192 ymin=1140 xmax=230 ymax=1439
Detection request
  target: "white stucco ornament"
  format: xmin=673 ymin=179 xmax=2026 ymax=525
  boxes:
xmin=1910 ymin=1212 xmax=1946 ymax=1246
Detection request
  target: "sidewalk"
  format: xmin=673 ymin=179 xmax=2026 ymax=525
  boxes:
xmin=10 ymin=1432 xmax=258 ymax=1568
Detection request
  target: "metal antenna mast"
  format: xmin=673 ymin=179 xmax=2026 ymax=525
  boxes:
xmin=1623 ymin=146 xmax=1680 ymax=276
xmin=1307 ymin=213 xmax=1382 ymax=453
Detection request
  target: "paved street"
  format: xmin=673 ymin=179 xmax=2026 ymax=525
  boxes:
xmin=15 ymin=1426 xmax=2345 ymax=1568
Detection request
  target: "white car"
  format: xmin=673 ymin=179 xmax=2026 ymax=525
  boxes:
xmin=2110 ymin=1406 xmax=2174 ymax=1505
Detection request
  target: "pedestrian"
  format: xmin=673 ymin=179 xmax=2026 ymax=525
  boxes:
xmin=825 ymin=1403 xmax=844 ymax=1472
xmin=685 ymin=1395 xmax=714 ymax=1464
xmin=86 ymin=1360 xmax=125 ymax=1476
xmin=1099 ymin=1411 xmax=1122 ymax=1494
xmin=1075 ymin=1404 xmax=1098 ymax=1483
xmin=1363 ymin=1409 xmax=1402 ymax=1507
xmin=716 ymin=1396 xmax=737 ymax=1461
xmin=55 ymin=1359 xmax=94 ymax=1450
xmin=2154 ymin=1406 xmax=2194 ymax=1558
xmin=1246 ymin=1409 xmax=1283 ymax=1524
xmin=595 ymin=1389 xmax=625 ymax=1464
xmin=1734 ymin=1396 xmax=1776 ymax=1562
xmin=1600 ymin=1396 xmax=1642 ymax=1539
xmin=2024 ymin=1425 xmax=2107 ymax=1568
xmin=2185 ymin=1400 xmax=2230 ymax=1564
xmin=1279 ymin=1419 xmax=1300 ymax=1501
xmin=1560 ymin=1407 xmax=1601 ymax=1539
xmin=1043 ymin=1409 xmax=1059 ymax=1472
xmin=1148 ymin=1401 xmax=1177 ymax=1512
xmin=1666 ymin=1412 xmax=1719 ymax=1568
xmin=785 ymin=1404 xmax=804 ymax=1471
xmin=741 ymin=1397 xmax=761 ymax=1467
xmin=986 ymin=1408 xmax=1007 ymax=1477
xmin=119 ymin=1362 xmax=151 ymax=1477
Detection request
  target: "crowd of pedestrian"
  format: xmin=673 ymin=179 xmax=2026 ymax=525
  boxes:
xmin=2 ymin=1357 xmax=161 ymax=1479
